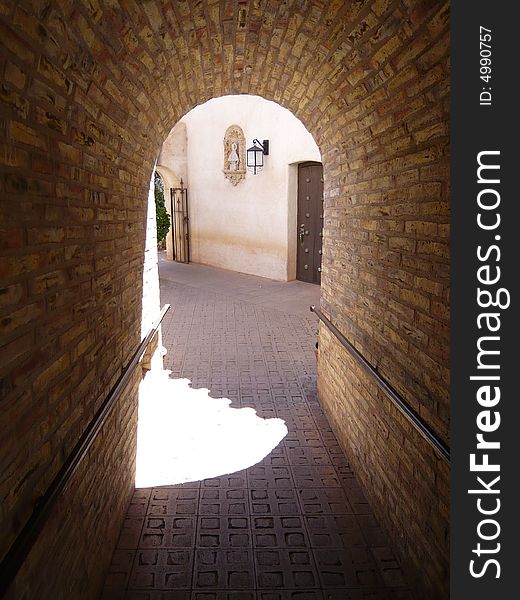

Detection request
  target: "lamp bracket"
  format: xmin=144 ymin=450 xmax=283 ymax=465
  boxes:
xmin=253 ymin=138 xmax=269 ymax=155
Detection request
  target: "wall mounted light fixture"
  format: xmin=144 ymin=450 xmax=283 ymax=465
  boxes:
xmin=246 ymin=139 xmax=269 ymax=174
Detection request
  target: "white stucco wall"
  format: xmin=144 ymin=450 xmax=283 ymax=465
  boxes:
xmin=160 ymin=95 xmax=321 ymax=281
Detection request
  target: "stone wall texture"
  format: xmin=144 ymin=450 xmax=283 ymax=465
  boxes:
xmin=0 ymin=1 xmax=449 ymax=598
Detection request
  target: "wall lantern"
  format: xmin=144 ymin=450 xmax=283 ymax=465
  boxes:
xmin=246 ymin=139 xmax=269 ymax=174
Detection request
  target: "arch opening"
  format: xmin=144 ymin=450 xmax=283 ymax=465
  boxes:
xmin=0 ymin=2 xmax=450 ymax=598
xmin=156 ymin=94 xmax=322 ymax=282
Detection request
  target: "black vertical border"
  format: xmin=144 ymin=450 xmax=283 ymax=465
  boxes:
xmin=452 ymin=2 xmax=518 ymax=598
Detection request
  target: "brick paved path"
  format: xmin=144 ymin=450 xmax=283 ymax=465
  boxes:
xmin=102 ymin=257 xmax=412 ymax=599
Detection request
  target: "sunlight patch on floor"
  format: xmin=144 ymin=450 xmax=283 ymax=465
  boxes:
xmin=135 ymin=370 xmax=288 ymax=488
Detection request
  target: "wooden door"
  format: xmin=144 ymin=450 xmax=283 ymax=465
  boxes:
xmin=297 ymin=162 xmax=323 ymax=284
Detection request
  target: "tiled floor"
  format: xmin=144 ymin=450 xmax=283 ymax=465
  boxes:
xmin=102 ymin=257 xmax=412 ymax=600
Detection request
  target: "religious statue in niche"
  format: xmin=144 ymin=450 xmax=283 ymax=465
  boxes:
xmin=223 ymin=125 xmax=246 ymax=186
xmin=228 ymin=143 xmax=239 ymax=170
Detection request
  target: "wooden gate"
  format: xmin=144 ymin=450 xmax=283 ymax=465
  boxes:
xmin=170 ymin=180 xmax=190 ymax=263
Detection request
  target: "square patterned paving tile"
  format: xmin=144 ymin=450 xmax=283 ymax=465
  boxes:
xmin=242 ymin=399 xmax=276 ymax=411
xmin=196 ymin=516 xmax=252 ymax=548
xmin=369 ymin=547 xmax=408 ymax=588
xmin=193 ymin=548 xmax=255 ymax=589
xmin=257 ymin=445 xmax=289 ymax=467
xmin=297 ymin=488 xmax=353 ymax=515
xmin=286 ymin=447 xmax=332 ymax=467
xmin=127 ymin=490 xmax=152 ymax=516
xmin=249 ymin=489 xmax=300 ymax=516
xmin=140 ymin=516 xmax=196 ymax=548
xmin=171 ymin=481 xmax=202 ymax=490
xmin=281 ymin=415 xmax=317 ymax=430
xmin=325 ymin=443 xmax=348 ymax=456
xmin=291 ymin=466 xmax=341 ymax=488
xmin=148 ymin=489 xmax=200 ymax=516
xmin=201 ymin=474 xmax=248 ymax=489
xmin=103 ymin=548 xmax=135 ymax=592
xmin=254 ymin=548 xmax=319 ymax=589
xmin=257 ymin=453 xmax=290 ymax=468
xmin=247 ymin=465 xmax=294 ymax=489
xmin=304 ymin=515 xmax=366 ymax=548
xmin=277 ymin=407 xmax=312 ymax=418
xmin=285 ymin=430 xmax=323 ymax=444
xmin=252 ymin=515 xmax=309 ymax=548
xmin=129 ymin=548 xmax=193 ymax=590
xmin=312 ymin=547 xmax=383 ymax=588
xmin=253 ymin=408 xmax=278 ymax=419
xmin=334 ymin=464 xmax=355 ymax=480
xmin=199 ymin=489 xmax=249 ymax=516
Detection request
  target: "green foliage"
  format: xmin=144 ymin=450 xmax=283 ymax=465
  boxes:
xmin=154 ymin=171 xmax=170 ymax=244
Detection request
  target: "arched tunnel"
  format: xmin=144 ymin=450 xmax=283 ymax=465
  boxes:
xmin=0 ymin=1 xmax=449 ymax=598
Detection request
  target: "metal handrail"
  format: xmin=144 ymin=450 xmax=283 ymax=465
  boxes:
xmin=310 ymin=305 xmax=450 ymax=463
xmin=0 ymin=304 xmax=171 ymax=597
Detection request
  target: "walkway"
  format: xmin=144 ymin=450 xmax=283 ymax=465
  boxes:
xmin=102 ymin=256 xmax=412 ymax=599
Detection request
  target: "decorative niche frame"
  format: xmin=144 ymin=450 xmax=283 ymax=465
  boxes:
xmin=223 ymin=125 xmax=246 ymax=186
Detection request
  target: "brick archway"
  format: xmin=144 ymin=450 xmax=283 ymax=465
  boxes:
xmin=0 ymin=2 xmax=449 ymax=598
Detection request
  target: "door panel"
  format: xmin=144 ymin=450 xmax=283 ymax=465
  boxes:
xmin=297 ymin=162 xmax=323 ymax=284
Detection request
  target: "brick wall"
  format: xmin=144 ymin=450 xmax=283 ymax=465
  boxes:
xmin=314 ymin=1 xmax=451 ymax=596
xmin=0 ymin=1 xmax=449 ymax=597
xmin=0 ymin=1 xmax=165 ymax=595
xmin=5 ymin=373 xmax=140 ymax=599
